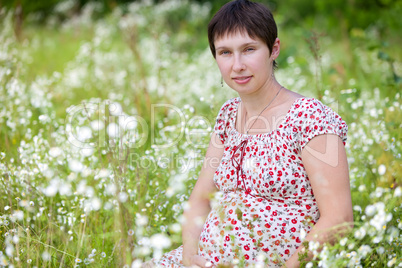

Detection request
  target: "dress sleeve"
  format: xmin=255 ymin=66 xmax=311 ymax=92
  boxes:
xmin=213 ymin=98 xmax=236 ymax=144
xmin=297 ymin=99 xmax=348 ymax=150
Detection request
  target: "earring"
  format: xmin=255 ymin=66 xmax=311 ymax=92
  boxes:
xmin=221 ymin=77 xmax=223 ymax=87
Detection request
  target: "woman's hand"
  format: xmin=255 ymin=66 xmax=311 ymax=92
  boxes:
xmin=182 ymin=133 xmax=224 ymax=268
xmin=182 ymin=254 xmax=213 ymax=268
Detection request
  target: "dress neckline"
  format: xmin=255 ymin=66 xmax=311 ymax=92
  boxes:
xmin=232 ymin=97 xmax=307 ymax=137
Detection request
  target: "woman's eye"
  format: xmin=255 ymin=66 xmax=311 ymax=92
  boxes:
xmin=245 ymin=47 xmax=255 ymax=52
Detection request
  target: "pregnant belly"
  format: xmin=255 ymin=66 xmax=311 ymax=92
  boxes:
xmin=197 ymin=191 xmax=319 ymax=266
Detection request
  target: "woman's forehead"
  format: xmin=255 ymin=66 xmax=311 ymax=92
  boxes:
xmin=214 ymin=31 xmax=263 ymax=47
xmin=216 ymin=28 xmax=250 ymax=39
xmin=214 ymin=30 xmax=257 ymax=43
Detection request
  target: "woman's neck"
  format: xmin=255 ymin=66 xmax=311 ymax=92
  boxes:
xmin=239 ymin=80 xmax=283 ymax=117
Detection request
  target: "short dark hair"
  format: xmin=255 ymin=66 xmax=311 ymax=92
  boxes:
xmin=208 ymin=0 xmax=278 ymax=67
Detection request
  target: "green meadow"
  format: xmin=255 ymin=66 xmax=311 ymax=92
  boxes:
xmin=0 ymin=0 xmax=401 ymax=267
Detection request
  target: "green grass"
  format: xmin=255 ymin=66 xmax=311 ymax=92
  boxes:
xmin=22 ymin=27 xmax=93 ymax=78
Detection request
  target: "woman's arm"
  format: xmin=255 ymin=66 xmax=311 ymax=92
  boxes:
xmin=284 ymin=134 xmax=353 ymax=268
xmin=182 ymin=132 xmax=224 ymax=267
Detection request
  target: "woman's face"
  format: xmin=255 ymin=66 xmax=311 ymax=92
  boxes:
xmin=214 ymin=31 xmax=280 ymax=95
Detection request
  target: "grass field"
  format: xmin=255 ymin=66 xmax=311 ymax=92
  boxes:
xmin=0 ymin=1 xmax=401 ymax=267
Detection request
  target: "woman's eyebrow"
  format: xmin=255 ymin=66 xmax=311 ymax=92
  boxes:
xmin=215 ymin=42 xmax=258 ymax=51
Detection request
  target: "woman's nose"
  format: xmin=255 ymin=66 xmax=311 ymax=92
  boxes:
xmin=232 ymin=55 xmax=245 ymax=72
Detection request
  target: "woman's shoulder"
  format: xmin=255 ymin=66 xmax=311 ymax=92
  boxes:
xmin=288 ymin=96 xmax=348 ymax=148
xmin=216 ymin=97 xmax=240 ymax=118
xmin=219 ymin=97 xmax=240 ymax=110
xmin=289 ymin=94 xmax=322 ymax=107
xmin=291 ymin=97 xmax=344 ymax=120
xmin=214 ymin=97 xmax=240 ymax=144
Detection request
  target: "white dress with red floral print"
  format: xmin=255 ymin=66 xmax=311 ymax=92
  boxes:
xmin=153 ymin=97 xmax=348 ymax=267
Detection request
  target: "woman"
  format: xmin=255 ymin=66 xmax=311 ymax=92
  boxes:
xmin=151 ymin=0 xmax=353 ymax=267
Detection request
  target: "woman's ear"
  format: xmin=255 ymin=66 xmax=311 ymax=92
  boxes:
xmin=271 ymin=38 xmax=280 ymax=60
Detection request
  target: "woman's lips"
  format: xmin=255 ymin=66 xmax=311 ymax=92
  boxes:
xmin=233 ymin=76 xmax=252 ymax=84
